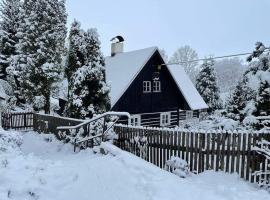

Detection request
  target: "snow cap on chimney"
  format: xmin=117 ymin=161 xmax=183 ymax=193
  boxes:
xmin=110 ymin=35 xmax=124 ymax=56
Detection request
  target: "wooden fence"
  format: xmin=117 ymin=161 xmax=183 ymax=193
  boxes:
xmin=2 ymin=112 xmax=270 ymax=186
xmin=1 ymin=112 xmax=34 ymax=130
xmin=114 ymin=125 xmax=270 ymax=185
xmin=1 ymin=112 xmax=84 ymax=134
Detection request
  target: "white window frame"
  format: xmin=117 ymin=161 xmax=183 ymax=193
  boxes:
xmin=186 ymin=111 xmax=193 ymax=120
xmin=153 ymin=81 xmax=161 ymax=92
xmin=143 ymin=81 xmax=151 ymax=93
xmin=160 ymin=112 xmax=171 ymax=127
xmin=129 ymin=115 xmax=141 ymax=126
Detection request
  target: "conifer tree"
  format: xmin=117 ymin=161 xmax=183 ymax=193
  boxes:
xmin=65 ymin=20 xmax=84 ymax=101
xmin=226 ymin=78 xmax=255 ymax=121
xmin=196 ymin=58 xmax=222 ymax=112
xmin=255 ymin=80 xmax=270 ymax=116
xmin=0 ymin=0 xmax=21 ymax=80
xmin=245 ymin=42 xmax=270 ymax=117
xmin=14 ymin=0 xmax=67 ymax=113
xmin=67 ymin=28 xmax=110 ymax=119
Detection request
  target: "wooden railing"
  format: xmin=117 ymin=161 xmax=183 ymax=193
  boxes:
xmin=56 ymin=112 xmax=130 ymax=151
xmin=114 ymin=125 xmax=270 ymax=185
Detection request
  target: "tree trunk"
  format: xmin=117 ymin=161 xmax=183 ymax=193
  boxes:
xmin=44 ymin=90 xmax=50 ymax=114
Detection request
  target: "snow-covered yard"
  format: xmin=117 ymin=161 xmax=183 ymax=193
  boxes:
xmin=0 ymin=131 xmax=269 ymax=200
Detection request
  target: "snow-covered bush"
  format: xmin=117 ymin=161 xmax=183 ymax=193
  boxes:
xmin=33 ymin=96 xmax=46 ymax=111
xmin=130 ymin=135 xmax=148 ymax=159
xmin=165 ymin=156 xmax=190 ymax=178
xmin=243 ymin=116 xmax=259 ymax=129
xmin=0 ymin=131 xmax=22 ymax=153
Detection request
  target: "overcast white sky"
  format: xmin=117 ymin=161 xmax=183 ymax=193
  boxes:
xmin=66 ymin=0 xmax=270 ymax=58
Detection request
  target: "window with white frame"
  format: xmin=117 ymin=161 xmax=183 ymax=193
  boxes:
xmin=143 ymin=81 xmax=151 ymax=93
xmin=129 ymin=115 xmax=141 ymax=126
xmin=153 ymin=81 xmax=161 ymax=92
xmin=160 ymin=112 xmax=171 ymax=126
xmin=186 ymin=111 xmax=193 ymax=120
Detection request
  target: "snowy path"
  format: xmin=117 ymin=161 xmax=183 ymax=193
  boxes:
xmin=0 ymin=131 xmax=269 ymax=200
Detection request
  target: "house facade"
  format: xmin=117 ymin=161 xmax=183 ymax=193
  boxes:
xmin=105 ymin=39 xmax=208 ymax=127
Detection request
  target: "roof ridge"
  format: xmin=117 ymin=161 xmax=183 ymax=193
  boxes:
xmin=105 ymin=46 xmax=158 ymax=58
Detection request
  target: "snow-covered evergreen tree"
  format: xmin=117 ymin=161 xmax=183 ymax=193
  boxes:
xmin=245 ymin=42 xmax=270 ymax=117
xmin=256 ymin=80 xmax=270 ymax=116
xmin=67 ymin=28 xmax=110 ymax=119
xmin=0 ymin=0 xmax=21 ymax=80
xmin=65 ymin=20 xmax=84 ymax=100
xmin=196 ymin=58 xmax=222 ymax=112
xmin=14 ymin=0 xmax=67 ymax=113
xmin=226 ymin=78 xmax=255 ymax=121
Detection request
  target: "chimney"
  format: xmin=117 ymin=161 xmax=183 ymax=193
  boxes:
xmin=110 ymin=36 xmax=124 ymax=56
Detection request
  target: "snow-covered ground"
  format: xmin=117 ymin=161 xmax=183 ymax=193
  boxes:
xmin=0 ymin=131 xmax=269 ymax=200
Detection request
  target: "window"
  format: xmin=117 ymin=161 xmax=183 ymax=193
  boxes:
xmin=160 ymin=112 xmax=171 ymax=126
xmin=129 ymin=115 xmax=141 ymax=126
xmin=186 ymin=111 xmax=193 ymax=120
xmin=153 ymin=81 xmax=161 ymax=92
xmin=143 ymin=81 xmax=151 ymax=93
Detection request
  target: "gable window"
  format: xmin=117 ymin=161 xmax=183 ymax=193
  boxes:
xmin=153 ymin=81 xmax=161 ymax=92
xmin=186 ymin=111 xmax=193 ymax=120
xmin=143 ymin=81 xmax=151 ymax=93
xmin=160 ymin=112 xmax=171 ymax=126
xmin=129 ymin=115 xmax=141 ymax=126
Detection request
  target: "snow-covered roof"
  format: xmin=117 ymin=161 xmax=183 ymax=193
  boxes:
xmin=167 ymin=65 xmax=208 ymax=110
xmin=105 ymin=47 xmax=208 ymax=110
xmin=105 ymin=46 xmax=157 ymax=106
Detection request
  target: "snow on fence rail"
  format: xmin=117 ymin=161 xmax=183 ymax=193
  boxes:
xmin=114 ymin=125 xmax=270 ymax=185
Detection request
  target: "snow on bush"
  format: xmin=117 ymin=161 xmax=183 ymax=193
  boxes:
xmin=165 ymin=156 xmax=190 ymax=178
xmin=131 ymin=135 xmax=148 ymax=159
xmin=0 ymin=131 xmax=22 ymax=154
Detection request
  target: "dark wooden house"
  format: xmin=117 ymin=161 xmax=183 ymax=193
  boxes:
xmin=105 ymin=41 xmax=208 ymax=127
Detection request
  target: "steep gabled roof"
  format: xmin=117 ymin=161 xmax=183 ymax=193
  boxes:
xmin=105 ymin=47 xmax=208 ymax=110
xmin=105 ymin=47 xmax=157 ymax=106
xmin=167 ymin=65 xmax=208 ymax=110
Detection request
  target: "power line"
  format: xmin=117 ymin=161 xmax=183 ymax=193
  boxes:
xmin=162 ymin=48 xmax=270 ymax=66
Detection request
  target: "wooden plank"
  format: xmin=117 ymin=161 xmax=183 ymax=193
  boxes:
xmin=160 ymin=130 xmax=163 ymax=168
xmin=225 ymin=133 xmax=231 ymax=172
xmin=231 ymin=133 xmax=237 ymax=173
xmin=246 ymin=133 xmax=251 ymax=181
xmin=220 ymin=132 xmax=226 ymax=171
xmin=236 ymin=132 xmax=242 ymax=174
xmin=153 ymin=129 xmax=157 ymax=166
xmin=156 ymin=130 xmax=160 ymax=167
xmin=181 ymin=131 xmax=185 ymax=160
xmin=190 ymin=132 xmax=194 ymax=172
xmin=173 ymin=130 xmax=177 ymax=157
xmin=198 ymin=133 xmax=203 ymax=173
xmin=211 ymin=133 xmax=215 ymax=170
xmin=162 ymin=130 xmax=166 ymax=168
xmin=251 ymin=133 xmax=257 ymax=183
xmin=241 ymin=133 xmax=246 ymax=179
xmin=215 ymin=133 xmax=221 ymax=171
xmin=185 ymin=131 xmax=190 ymax=166
xmin=206 ymin=133 xmax=210 ymax=170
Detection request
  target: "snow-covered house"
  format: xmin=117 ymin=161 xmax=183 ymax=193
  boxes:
xmin=105 ymin=39 xmax=208 ymax=127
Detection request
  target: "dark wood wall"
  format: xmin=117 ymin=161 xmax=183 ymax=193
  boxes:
xmin=112 ymin=51 xmax=190 ymax=114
